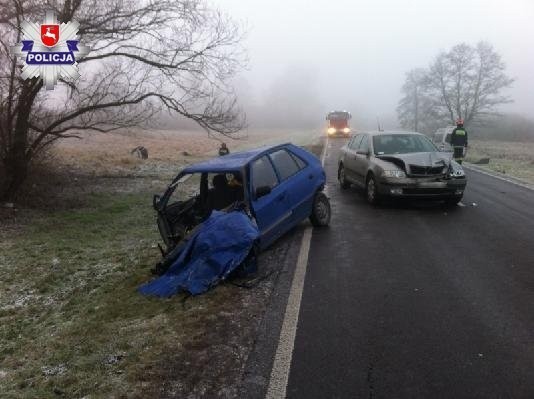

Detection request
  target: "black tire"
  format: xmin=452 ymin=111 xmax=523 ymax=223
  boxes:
xmin=309 ymin=191 xmax=331 ymax=227
xmin=444 ymin=195 xmax=463 ymax=208
xmin=365 ymin=174 xmax=381 ymax=205
xmin=338 ymin=165 xmax=350 ymax=189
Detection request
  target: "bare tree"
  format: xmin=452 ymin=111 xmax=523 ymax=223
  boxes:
xmin=396 ymin=68 xmax=429 ymax=132
xmin=426 ymin=42 xmax=514 ymax=126
xmin=0 ymin=0 xmax=247 ymax=201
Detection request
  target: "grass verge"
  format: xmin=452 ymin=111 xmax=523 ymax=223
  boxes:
xmin=465 ymin=140 xmax=534 ymax=184
xmin=0 ymin=191 xmax=271 ymax=398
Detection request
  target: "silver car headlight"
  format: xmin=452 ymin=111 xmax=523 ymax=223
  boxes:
xmin=451 ymin=169 xmax=465 ymax=177
xmin=382 ymin=170 xmax=406 ymax=178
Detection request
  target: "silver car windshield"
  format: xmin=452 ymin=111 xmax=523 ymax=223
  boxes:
xmin=373 ymin=134 xmax=438 ymax=155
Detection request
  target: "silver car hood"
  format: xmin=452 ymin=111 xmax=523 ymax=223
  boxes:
xmin=378 ymin=152 xmax=452 ymax=165
xmin=377 ymin=152 xmax=454 ymax=175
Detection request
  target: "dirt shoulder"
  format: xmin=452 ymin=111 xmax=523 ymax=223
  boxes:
xmin=0 ymin=129 xmax=322 ymax=398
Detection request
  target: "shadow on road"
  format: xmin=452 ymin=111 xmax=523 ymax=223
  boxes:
xmin=339 ymin=185 xmax=465 ymax=212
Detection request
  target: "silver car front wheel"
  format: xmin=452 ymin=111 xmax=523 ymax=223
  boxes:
xmin=366 ymin=175 xmax=380 ymax=205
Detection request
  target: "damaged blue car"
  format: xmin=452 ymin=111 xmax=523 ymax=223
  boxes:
xmin=151 ymin=143 xmax=331 ymax=276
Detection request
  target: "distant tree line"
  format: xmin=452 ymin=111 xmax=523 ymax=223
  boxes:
xmin=469 ymin=113 xmax=534 ymax=142
xmin=397 ymin=42 xmax=514 ymax=135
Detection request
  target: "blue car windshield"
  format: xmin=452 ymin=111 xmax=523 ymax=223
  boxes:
xmin=373 ymin=134 xmax=437 ymax=155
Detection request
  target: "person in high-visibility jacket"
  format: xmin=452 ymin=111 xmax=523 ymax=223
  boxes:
xmin=450 ymin=118 xmax=468 ymax=164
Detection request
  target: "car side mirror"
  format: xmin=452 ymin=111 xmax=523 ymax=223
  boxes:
xmin=255 ymin=185 xmax=271 ymax=199
xmin=356 ymin=149 xmax=369 ymax=156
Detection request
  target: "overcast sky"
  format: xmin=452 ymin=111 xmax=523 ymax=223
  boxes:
xmin=215 ymin=0 xmax=534 ymax=128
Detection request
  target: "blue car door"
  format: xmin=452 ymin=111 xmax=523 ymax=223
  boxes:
xmin=269 ymin=148 xmax=314 ymax=226
xmin=250 ymin=155 xmax=291 ymax=248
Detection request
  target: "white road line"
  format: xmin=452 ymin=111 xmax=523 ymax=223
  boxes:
xmin=265 ymin=227 xmax=312 ymax=399
xmin=265 ymin=137 xmax=329 ymax=399
xmin=322 ymin=137 xmax=329 ymax=195
xmin=321 ymin=137 xmax=329 ymax=166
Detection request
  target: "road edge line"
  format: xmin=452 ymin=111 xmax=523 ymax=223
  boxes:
xmin=463 ymin=163 xmax=534 ymax=191
xmin=264 ymin=226 xmax=312 ymax=399
xmin=321 ymin=136 xmax=328 ymax=166
xmin=265 ymin=136 xmax=328 ymax=399
xmin=321 ymin=136 xmax=329 ymax=194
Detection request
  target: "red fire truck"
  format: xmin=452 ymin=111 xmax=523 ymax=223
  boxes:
xmin=326 ymin=110 xmax=352 ymax=137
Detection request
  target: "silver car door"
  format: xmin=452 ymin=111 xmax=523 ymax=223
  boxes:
xmin=353 ymin=134 xmax=370 ymax=185
xmin=344 ymin=134 xmax=362 ymax=182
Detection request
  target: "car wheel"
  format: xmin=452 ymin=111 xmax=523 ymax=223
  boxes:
xmin=444 ymin=195 xmax=463 ymax=208
xmin=365 ymin=175 xmax=381 ymax=205
xmin=338 ymin=165 xmax=350 ymax=189
xmin=309 ymin=191 xmax=331 ymax=227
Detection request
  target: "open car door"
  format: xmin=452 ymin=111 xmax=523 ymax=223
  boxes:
xmin=153 ymin=173 xmax=207 ymax=252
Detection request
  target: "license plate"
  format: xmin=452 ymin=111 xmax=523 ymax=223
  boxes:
xmin=417 ymin=181 xmax=446 ymax=188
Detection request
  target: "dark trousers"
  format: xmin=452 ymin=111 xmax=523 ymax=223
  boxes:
xmin=453 ymin=146 xmax=465 ymax=164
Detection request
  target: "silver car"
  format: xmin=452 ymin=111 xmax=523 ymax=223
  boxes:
xmin=338 ymin=131 xmax=467 ymax=206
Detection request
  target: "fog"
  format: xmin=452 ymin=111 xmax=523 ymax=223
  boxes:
xmin=215 ymin=0 xmax=534 ymax=130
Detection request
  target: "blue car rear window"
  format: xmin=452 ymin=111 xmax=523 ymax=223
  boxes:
xmin=270 ymin=149 xmax=301 ymax=181
xmin=251 ymin=156 xmax=279 ymax=191
xmin=288 ymin=150 xmax=307 ymax=169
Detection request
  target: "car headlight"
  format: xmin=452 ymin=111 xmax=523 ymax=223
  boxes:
xmin=382 ymin=170 xmax=406 ymax=178
xmin=449 ymin=168 xmax=465 ymax=178
xmin=343 ymin=127 xmax=350 ymax=133
xmin=327 ymin=127 xmax=336 ymax=134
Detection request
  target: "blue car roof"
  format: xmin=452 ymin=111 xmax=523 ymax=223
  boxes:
xmin=182 ymin=144 xmax=289 ymax=174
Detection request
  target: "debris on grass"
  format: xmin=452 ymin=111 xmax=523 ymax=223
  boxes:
xmin=103 ymin=353 xmax=126 ymax=366
xmin=41 ymin=364 xmax=67 ymax=376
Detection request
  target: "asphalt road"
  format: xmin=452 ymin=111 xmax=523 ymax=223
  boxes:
xmin=284 ymin=138 xmax=534 ymax=399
